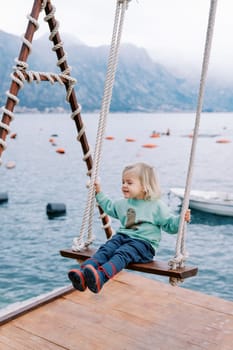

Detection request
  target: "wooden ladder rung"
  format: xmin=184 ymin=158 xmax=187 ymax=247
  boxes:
xmin=60 ymin=249 xmax=198 ymax=279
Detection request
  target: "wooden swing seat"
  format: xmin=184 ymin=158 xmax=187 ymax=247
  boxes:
xmin=60 ymin=248 xmax=198 ymax=279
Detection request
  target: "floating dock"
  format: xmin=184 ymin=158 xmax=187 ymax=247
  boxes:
xmin=0 ymin=271 xmax=232 ymax=349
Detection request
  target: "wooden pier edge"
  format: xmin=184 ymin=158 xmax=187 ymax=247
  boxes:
xmin=60 ymin=248 xmax=198 ymax=279
xmin=0 ymin=285 xmax=74 ymax=326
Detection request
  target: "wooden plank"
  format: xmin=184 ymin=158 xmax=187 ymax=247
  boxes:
xmin=0 ymin=285 xmax=73 ymax=326
xmin=0 ymin=324 xmax=65 ymax=350
xmin=0 ymin=271 xmax=233 ymax=350
xmin=60 ymin=248 xmax=198 ymax=279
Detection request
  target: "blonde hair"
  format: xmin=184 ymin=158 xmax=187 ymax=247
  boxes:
xmin=122 ymin=162 xmax=161 ymax=200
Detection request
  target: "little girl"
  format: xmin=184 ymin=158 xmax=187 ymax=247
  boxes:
xmin=68 ymin=162 xmax=190 ymax=293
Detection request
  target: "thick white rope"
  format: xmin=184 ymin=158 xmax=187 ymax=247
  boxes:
xmin=72 ymin=0 xmax=132 ymax=251
xmin=169 ymin=0 xmax=218 ymax=280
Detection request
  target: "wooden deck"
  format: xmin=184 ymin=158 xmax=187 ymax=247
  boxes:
xmin=0 ymin=271 xmax=233 ymax=349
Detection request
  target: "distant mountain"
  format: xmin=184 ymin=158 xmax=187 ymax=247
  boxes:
xmin=0 ymin=30 xmax=233 ymax=112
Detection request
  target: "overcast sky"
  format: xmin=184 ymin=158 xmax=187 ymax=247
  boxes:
xmin=1 ymin=0 xmax=233 ymax=78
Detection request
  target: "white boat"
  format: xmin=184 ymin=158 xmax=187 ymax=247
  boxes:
xmin=170 ymin=187 xmax=233 ymax=217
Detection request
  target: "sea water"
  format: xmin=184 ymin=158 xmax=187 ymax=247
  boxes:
xmin=0 ymin=112 xmax=233 ymax=310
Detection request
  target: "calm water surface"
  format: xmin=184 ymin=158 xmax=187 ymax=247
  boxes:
xmin=0 ymin=112 xmax=233 ymax=310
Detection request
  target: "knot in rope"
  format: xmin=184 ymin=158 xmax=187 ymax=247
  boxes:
xmin=169 ymin=276 xmax=184 ymax=287
xmin=168 ymin=253 xmax=186 ymax=270
xmin=72 ymin=235 xmax=96 ymax=252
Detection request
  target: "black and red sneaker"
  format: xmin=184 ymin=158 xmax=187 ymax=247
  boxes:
xmin=83 ymin=265 xmax=105 ymax=294
xmin=68 ymin=269 xmax=87 ymax=292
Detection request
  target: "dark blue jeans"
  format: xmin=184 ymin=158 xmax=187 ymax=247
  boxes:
xmin=92 ymin=233 xmax=155 ymax=276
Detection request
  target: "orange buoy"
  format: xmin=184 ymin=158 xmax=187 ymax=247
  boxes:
xmin=105 ymin=136 xmax=115 ymax=140
xmin=216 ymin=138 xmax=231 ymax=144
xmin=49 ymin=138 xmax=54 ymax=143
xmin=10 ymin=133 xmax=17 ymax=139
xmin=6 ymin=161 xmax=16 ymax=169
xmin=56 ymin=148 xmax=65 ymax=154
xmin=125 ymin=138 xmax=136 ymax=142
xmin=150 ymin=133 xmax=160 ymax=138
xmin=142 ymin=143 xmax=158 ymax=149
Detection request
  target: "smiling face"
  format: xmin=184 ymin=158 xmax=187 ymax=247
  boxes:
xmin=122 ymin=171 xmax=145 ymax=199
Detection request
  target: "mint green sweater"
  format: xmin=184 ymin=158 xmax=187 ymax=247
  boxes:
xmin=96 ymin=192 xmax=180 ymax=252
